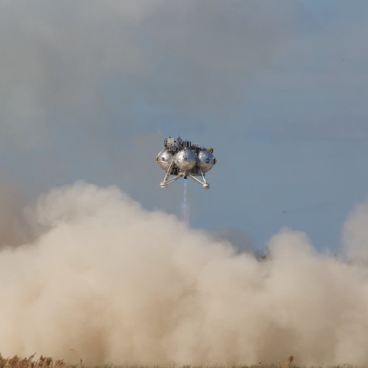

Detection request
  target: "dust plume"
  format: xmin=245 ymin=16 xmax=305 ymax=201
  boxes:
xmin=0 ymin=176 xmax=32 ymax=248
xmin=1 ymin=182 xmax=368 ymax=366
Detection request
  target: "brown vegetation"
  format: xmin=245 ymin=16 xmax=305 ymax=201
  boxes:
xmin=0 ymin=353 xmax=361 ymax=368
xmin=0 ymin=354 xmax=69 ymax=368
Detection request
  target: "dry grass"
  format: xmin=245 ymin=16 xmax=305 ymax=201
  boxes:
xmin=0 ymin=354 xmax=362 ymax=368
xmin=0 ymin=354 xmax=70 ymax=368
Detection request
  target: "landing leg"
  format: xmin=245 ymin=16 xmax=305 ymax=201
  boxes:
xmin=188 ymin=169 xmax=210 ymax=189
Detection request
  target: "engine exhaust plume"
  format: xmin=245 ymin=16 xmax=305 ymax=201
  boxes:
xmin=180 ymin=179 xmax=190 ymax=226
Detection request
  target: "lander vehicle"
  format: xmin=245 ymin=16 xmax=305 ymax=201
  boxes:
xmin=156 ymin=137 xmax=216 ymax=189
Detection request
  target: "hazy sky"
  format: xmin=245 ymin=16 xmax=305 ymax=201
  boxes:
xmin=1 ymin=0 xmax=368 ymax=252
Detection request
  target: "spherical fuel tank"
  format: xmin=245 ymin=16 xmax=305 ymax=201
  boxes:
xmin=198 ymin=150 xmax=216 ymax=172
xmin=156 ymin=149 xmax=173 ymax=170
xmin=174 ymin=148 xmax=197 ymax=171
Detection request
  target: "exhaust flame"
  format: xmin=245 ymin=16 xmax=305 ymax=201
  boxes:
xmin=0 ymin=182 xmax=368 ymax=366
xmin=181 ymin=179 xmax=190 ymax=226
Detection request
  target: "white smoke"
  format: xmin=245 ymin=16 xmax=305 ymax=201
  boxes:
xmin=1 ymin=182 xmax=368 ymax=366
xmin=342 ymin=199 xmax=368 ymax=260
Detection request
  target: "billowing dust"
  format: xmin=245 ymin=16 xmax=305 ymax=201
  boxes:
xmin=0 ymin=182 xmax=368 ymax=366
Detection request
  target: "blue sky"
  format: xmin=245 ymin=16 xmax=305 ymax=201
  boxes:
xmin=1 ymin=0 xmax=368 ymax=252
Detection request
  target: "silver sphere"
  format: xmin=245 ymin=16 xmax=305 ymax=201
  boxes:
xmin=174 ymin=149 xmax=197 ymax=171
xmin=157 ymin=150 xmax=173 ymax=170
xmin=198 ymin=150 xmax=216 ymax=172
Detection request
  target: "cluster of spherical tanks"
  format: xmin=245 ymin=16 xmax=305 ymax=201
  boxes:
xmin=156 ymin=137 xmax=216 ymax=189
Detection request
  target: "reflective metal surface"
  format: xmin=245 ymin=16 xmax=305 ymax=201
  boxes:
xmin=174 ymin=149 xmax=197 ymax=171
xmin=156 ymin=149 xmax=173 ymax=170
xmin=198 ymin=150 xmax=216 ymax=173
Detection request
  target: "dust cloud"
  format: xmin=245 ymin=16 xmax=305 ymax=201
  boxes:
xmin=1 ymin=182 xmax=368 ymax=366
xmin=0 ymin=177 xmax=32 ymax=248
